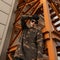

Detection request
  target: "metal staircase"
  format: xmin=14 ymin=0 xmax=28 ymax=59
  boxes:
xmin=6 ymin=0 xmax=60 ymax=60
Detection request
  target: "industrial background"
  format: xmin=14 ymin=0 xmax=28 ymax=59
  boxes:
xmin=0 ymin=0 xmax=60 ymax=60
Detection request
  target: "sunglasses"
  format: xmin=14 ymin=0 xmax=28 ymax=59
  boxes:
xmin=31 ymin=20 xmax=36 ymax=23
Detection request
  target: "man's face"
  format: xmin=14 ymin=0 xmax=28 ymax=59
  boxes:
xmin=30 ymin=20 xmax=36 ymax=27
xmin=26 ymin=19 xmax=36 ymax=28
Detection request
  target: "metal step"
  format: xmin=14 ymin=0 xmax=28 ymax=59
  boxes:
xmin=51 ymin=13 xmax=56 ymax=19
xmin=55 ymin=24 xmax=60 ymax=27
xmin=52 ymin=18 xmax=59 ymax=23
xmin=50 ymin=8 xmax=54 ymax=13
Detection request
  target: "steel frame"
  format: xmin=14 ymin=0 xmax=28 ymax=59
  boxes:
xmin=7 ymin=0 xmax=60 ymax=60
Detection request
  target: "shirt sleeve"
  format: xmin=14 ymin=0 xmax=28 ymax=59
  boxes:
xmin=36 ymin=30 xmax=43 ymax=58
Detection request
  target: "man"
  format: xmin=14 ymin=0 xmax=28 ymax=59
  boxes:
xmin=14 ymin=14 xmax=43 ymax=60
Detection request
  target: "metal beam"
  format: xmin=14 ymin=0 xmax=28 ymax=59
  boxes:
xmin=41 ymin=0 xmax=58 ymax=60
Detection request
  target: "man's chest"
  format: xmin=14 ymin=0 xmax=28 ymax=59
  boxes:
xmin=23 ymin=29 xmax=37 ymax=38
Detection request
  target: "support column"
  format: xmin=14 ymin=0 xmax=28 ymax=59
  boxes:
xmin=41 ymin=0 xmax=58 ymax=60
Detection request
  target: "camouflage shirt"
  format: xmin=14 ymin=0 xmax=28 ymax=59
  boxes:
xmin=14 ymin=27 xmax=43 ymax=60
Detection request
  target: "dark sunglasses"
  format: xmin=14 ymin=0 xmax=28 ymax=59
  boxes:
xmin=31 ymin=20 xmax=36 ymax=23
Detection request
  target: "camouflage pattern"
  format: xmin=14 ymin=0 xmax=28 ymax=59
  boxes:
xmin=14 ymin=27 xmax=43 ymax=60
